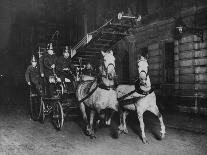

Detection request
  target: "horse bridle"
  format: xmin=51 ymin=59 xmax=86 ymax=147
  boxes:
xmin=137 ymin=59 xmax=148 ymax=81
xmin=139 ymin=70 xmax=148 ymax=81
xmin=99 ymin=61 xmax=117 ymax=90
xmin=101 ymin=61 xmax=116 ymax=79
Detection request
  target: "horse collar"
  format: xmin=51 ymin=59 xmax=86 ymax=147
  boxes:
xmin=98 ymin=77 xmax=116 ymax=90
xmin=98 ymin=83 xmax=116 ymax=90
xmin=137 ymin=58 xmax=147 ymax=63
xmin=139 ymin=70 xmax=149 ymax=77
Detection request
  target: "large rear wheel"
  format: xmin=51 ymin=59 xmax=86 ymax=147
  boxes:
xmin=29 ymin=87 xmax=42 ymax=121
xmin=52 ymin=101 xmax=64 ymax=130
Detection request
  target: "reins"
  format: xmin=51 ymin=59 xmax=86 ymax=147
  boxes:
xmin=77 ymin=79 xmax=99 ymax=103
xmin=77 ymin=64 xmax=116 ymax=103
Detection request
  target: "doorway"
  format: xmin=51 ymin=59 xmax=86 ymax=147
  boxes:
xmin=164 ymin=42 xmax=174 ymax=83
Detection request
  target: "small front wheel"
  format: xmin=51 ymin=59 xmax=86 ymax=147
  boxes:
xmin=39 ymin=98 xmax=45 ymax=123
xmin=52 ymin=101 xmax=64 ymax=130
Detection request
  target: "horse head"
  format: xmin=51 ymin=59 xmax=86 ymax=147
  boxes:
xmin=100 ymin=50 xmax=116 ymax=80
xmin=137 ymin=55 xmax=148 ymax=84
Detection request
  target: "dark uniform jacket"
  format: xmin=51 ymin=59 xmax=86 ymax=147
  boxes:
xmin=56 ymin=56 xmax=75 ymax=80
xmin=43 ymin=53 xmax=57 ymax=77
xmin=25 ymin=65 xmax=40 ymax=84
xmin=56 ymin=56 xmax=75 ymax=73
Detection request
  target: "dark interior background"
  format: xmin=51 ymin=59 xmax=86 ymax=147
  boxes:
xmin=0 ymin=0 xmax=207 ymax=105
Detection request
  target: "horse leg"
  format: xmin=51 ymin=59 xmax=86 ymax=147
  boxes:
xmin=95 ymin=109 xmax=102 ymax=127
xmin=118 ymin=110 xmax=129 ymax=134
xmin=105 ymin=109 xmax=115 ymax=126
xmin=122 ymin=110 xmax=129 ymax=134
xmin=89 ymin=110 xmax=96 ymax=139
xmin=137 ymin=111 xmax=148 ymax=144
xmin=149 ymin=106 xmax=166 ymax=139
xmin=118 ymin=107 xmax=124 ymax=134
xmin=80 ymin=102 xmax=89 ymax=132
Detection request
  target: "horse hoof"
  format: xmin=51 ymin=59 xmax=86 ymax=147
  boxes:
xmin=161 ymin=133 xmax=165 ymax=139
xmin=142 ymin=138 xmax=149 ymax=144
xmin=118 ymin=129 xmax=123 ymax=136
xmin=85 ymin=130 xmax=90 ymax=136
xmin=90 ymin=134 xmax=96 ymax=139
xmin=105 ymin=121 xmax=110 ymax=126
xmin=85 ymin=127 xmax=91 ymax=136
xmin=123 ymin=128 xmax=128 ymax=134
xmin=97 ymin=120 xmax=100 ymax=125
xmin=118 ymin=125 xmax=124 ymax=131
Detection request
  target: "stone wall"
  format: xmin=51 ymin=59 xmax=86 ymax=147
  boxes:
xmin=129 ymin=18 xmax=175 ymax=83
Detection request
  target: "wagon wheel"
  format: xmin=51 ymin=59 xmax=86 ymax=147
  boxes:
xmin=52 ymin=101 xmax=64 ymax=130
xmin=29 ymin=88 xmax=42 ymax=121
xmin=39 ymin=98 xmax=45 ymax=123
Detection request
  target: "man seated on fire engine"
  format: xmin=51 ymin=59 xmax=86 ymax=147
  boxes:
xmin=25 ymin=55 xmax=43 ymax=95
xmin=56 ymin=46 xmax=75 ymax=90
xmin=43 ymin=43 xmax=58 ymax=97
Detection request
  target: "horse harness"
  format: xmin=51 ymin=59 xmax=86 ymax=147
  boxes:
xmin=77 ymin=71 xmax=117 ymax=104
xmin=117 ymin=78 xmax=154 ymax=107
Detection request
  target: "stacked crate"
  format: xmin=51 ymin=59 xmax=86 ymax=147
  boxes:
xmin=148 ymin=43 xmax=163 ymax=85
xmin=174 ymin=34 xmax=207 ymax=113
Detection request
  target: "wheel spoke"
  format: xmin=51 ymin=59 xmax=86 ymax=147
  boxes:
xmin=52 ymin=101 xmax=64 ymax=130
xmin=30 ymin=92 xmax=42 ymax=121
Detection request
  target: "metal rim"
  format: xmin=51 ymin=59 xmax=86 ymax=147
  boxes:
xmin=52 ymin=101 xmax=64 ymax=130
xmin=29 ymin=88 xmax=42 ymax=121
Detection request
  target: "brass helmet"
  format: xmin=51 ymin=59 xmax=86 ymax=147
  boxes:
xmin=63 ymin=46 xmax=70 ymax=53
xmin=86 ymin=62 xmax=92 ymax=70
xmin=47 ymin=43 xmax=53 ymax=50
xmin=31 ymin=55 xmax=37 ymax=62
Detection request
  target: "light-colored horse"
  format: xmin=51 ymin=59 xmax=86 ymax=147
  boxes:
xmin=116 ymin=56 xmax=166 ymax=143
xmin=76 ymin=50 xmax=118 ymax=138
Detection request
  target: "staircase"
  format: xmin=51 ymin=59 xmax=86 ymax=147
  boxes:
xmin=71 ymin=14 xmax=140 ymax=66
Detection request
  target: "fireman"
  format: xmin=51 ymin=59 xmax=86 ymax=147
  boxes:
xmin=56 ymin=46 xmax=75 ymax=82
xmin=43 ymin=43 xmax=58 ymax=97
xmin=25 ymin=55 xmax=43 ymax=95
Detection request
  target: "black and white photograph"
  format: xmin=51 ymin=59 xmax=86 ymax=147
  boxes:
xmin=0 ymin=0 xmax=207 ymax=154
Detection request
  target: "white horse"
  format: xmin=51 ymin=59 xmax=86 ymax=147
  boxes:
xmin=116 ymin=55 xmax=166 ymax=143
xmin=76 ymin=50 xmax=118 ymax=138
